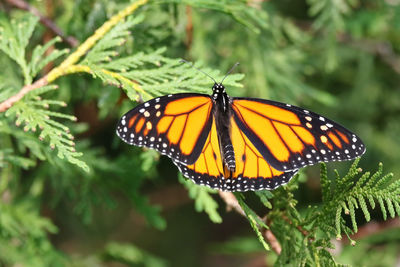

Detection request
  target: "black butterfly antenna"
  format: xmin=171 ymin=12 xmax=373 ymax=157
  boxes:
xmin=220 ymin=62 xmax=239 ymax=84
xmin=180 ymin=59 xmax=217 ymax=84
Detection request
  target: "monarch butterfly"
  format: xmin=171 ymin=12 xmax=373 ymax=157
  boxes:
xmin=116 ymin=68 xmax=365 ymax=192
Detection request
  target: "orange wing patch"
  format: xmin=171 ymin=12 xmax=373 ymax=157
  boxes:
xmin=175 ymin=118 xmax=225 ymax=189
xmin=157 ymin=116 xmax=173 ymax=133
xmin=328 ymin=131 xmax=342 ymax=149
xmin=167 ymin=114 xmax=187 ymax=145
xmin=185 ymin=119 xmax=224 ymax=177
xmin=229 ymin=117 xmax=296 ymax=191
xmin=335 ymin=130 xmax=350 ymax=144
xmin=291 ymin=126 xmax=316 ymax=146
xmin=116 ymin=94 xmax=213 ymax=165
xmin=233 ymin=102 xmax=291 ymax=162
xmin=164 ymin=96 xmax=210 ymax=114
xmin=273 ymin=122 xmax=304 ymax=154
xmin=173 ymin=116 xmax=298 ymax=192
xmin=234 ymin=99 xmax=301 ymax=125
xmin=135 ymin=117 xmax=145 ymax=133
xmin=180 ymin=103 xmax=212 ymax=155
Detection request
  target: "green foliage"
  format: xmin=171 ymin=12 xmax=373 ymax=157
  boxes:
xmin=0 ymin=200 xmax=65 ymax=266
xmin=210 ymin=235 xmax=265 ymax=254
xmin=179 ymin=174 xmax=222 ymax=223
xmin=318 ymin=159 xmax=398 ymax=239
xmin=236 ymin=160 xmax=399 ymax=265
xmin=159 ymin=0 xmax=269 ymax=33
xmin=0 ymin=14 xmax=38 ymax=84
xmin=236 ymin=193 xmax=270 ymax=251
xmin=1 ymin=0 xmax=399 ymax=266
xmin=6 ymin=87 xmax=88 ymax=171
xmin=0 ymin=14 xmax=69 ymax=84
xmin=336 ymin=228 xmax=400 ymax=266
xmin=307 ymin=0 xmax=356 ymax=71
xmin=82 ymin=15 xmax=243 ymax=102
xmin=103 ymin=242 xmax=167 ymax=267
xmin=0 ymin=14 xmax=84 ymax=170
xmin=308 ymin=0 xmax=355 ymax=30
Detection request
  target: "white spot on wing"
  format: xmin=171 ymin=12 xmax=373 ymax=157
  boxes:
xmin=320 ymin=125 xmax=328 ymax=131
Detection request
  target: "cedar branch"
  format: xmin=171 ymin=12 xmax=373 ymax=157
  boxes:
xmin=218 ymin=191 xmax=282 ymax=254
xmin=0 ymin=0 xmax=148 ymax=113
xmin=5 ymin=0 xmax=79 ymax=47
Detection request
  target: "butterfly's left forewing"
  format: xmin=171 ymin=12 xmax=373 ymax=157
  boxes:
xmin=232 ymin=98 xmax=366 ymax=171
xmin=116 ymin=93 xmax=213 ymax=165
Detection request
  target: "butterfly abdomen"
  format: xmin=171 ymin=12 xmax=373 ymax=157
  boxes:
xmin=214 ymin=90 xmax=236 ymax=172
xmin=222 ymin=142 xmax=235 ymax=171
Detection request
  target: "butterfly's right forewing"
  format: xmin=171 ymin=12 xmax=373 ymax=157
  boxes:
xmin=116 ymin=93 xmax=214 ymax=165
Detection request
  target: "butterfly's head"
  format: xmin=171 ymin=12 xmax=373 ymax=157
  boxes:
xmin=212 ymin=83 xmax=225 ymax=94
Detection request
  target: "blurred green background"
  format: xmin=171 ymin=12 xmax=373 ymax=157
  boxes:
xmin=1 ymin=0 xmax=400 ymax=266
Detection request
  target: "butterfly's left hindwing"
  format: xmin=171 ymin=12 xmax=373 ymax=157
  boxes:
xmin=232 ymin=98 xmax=366 ymax=172
xmin=116 ymin=93 xmax=213 ymax=165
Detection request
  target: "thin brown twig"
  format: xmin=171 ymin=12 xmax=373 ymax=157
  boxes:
xmin=0 ymin=77 xmax=48 ymax=112
xmin=281 ymin=214 xmax=310 ymax=238
xmin=264 ymin=226 xmax=281 ymax=254
xmin=42 ymin=0 xmax=56 ymax=73
xmin=218 ymin=191 xmax=282 ymax=254
xmin=5 ymin=0 xmax=79 ymax=47
xmin=218 ymin=191 xmax=246 ymax=217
